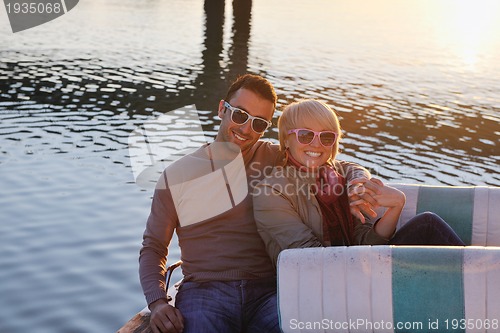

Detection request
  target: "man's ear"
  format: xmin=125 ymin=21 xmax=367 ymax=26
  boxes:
xmin=217 ymin=100 xmax=225 ymax=118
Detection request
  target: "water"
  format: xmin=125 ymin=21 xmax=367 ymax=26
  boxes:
xmin=1 ymin=0 xmax=499 ymax=332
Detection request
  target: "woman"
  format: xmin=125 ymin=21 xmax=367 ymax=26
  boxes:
xmin=253 ymin=99 xmax=464 ymax=267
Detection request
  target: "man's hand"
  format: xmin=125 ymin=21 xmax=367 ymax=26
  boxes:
xmin=149 ymin=298 xmax=184 ymax=333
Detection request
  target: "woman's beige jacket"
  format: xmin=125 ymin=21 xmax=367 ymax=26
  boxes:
xmin=253 ymin=160 xmax=388 ymax=267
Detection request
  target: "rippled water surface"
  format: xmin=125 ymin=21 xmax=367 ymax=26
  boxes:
xmin=1 ymin=0 xmax=499 ymax=332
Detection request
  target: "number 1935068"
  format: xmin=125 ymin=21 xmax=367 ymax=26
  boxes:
xmin=6 ymin=2 xmax=62 ymax=14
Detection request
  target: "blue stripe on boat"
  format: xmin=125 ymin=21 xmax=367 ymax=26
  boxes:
xmin=392 ymin=247 xmax=465 ymax=333
xmin=417 ymin=186 xmax=474 ymax=245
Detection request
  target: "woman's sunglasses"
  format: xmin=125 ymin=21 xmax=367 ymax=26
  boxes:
xmin=224 ymin=101 xmax=272 ymax=134
xmin=288 ymin=129 xmax=337 ymax=147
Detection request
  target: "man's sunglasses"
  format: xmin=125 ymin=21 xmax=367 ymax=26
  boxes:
xmin=288 ymin=129 xmax=338 ymax=147
xmin=224 ymin=101 xmax=272 ymax=134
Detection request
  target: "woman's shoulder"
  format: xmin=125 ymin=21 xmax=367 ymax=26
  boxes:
xmin=253 ymin=166 xmax=303 ymax=206
xmin=254 ymin=165 xmax=316 ymax=197
xmin=256 ymin=166 xmax=291 ymax=187
xmin=331 ymin=159 xmax=370 ymax=179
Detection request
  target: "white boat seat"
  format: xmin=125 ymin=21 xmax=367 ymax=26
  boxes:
xmin=278 ymin=246 xmax=500 ymax=333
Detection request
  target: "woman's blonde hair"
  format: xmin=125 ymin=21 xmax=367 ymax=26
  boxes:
xmin=278 ymin=99 xmax=342 ymax=163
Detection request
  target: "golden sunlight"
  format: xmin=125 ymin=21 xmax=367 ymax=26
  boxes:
xmin=429 ymin=0 xmax=500 ymax=70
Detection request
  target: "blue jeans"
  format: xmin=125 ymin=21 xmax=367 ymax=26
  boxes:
xmin=389 ymin=212 xmax=465 ymax=246
xmin=175 ymin=277 xmax=281 ymax=333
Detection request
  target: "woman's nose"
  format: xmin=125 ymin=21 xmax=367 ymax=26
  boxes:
xmin=310 ymin=135 xmax=321 ymax=147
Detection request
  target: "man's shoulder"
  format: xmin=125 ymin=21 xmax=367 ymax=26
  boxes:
xmin=161 ymin=145 xmax=210 ymax=184
xmin=251 ymin=140 xmax=282 ymax=165
xmin=167 ymin=145 xmax=206 ymax=167
xmin=332 ymin=159 xmax=362 ymax=169
xmin=254 ymin=140 xmax=279 ymax=152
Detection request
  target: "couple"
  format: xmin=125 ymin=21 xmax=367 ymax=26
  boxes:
xmin=139 ymin=74 xmax=464 ymax=333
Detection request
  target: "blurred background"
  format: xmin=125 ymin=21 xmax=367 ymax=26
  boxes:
xmin=0 ymin=0 xmax=499 ymax=332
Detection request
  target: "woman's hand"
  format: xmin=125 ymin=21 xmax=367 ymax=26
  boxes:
xmin=370 ymin=178 xmax=406 ymax=209
xmin=365 ymin=178 xmax=406 ymax=239
xmin=348 ymin=178 xmax=379 ymax=223
xmin=348 ymin=178 xmax=405 ymax=223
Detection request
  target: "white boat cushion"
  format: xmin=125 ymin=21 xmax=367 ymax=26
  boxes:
xmin=278 ymin=246 xmax=500 ymax=333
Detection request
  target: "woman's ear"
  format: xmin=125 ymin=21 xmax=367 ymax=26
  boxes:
xmin=284 ymin=140 xmax=290 ymax=150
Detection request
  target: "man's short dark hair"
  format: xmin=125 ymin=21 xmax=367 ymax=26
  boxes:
xmin=225 ymin=74 xmax=277 ymax=109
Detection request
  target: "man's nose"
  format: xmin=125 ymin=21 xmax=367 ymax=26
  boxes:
xmin=240 ymin=119 xmax=253 ymax=133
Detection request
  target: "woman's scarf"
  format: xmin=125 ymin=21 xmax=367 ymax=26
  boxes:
xmin=287 ymin=153 xmax=354 ymax=245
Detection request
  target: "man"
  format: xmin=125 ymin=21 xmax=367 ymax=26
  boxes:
xmin=139 ymin=74 xmax=372 ymax=333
